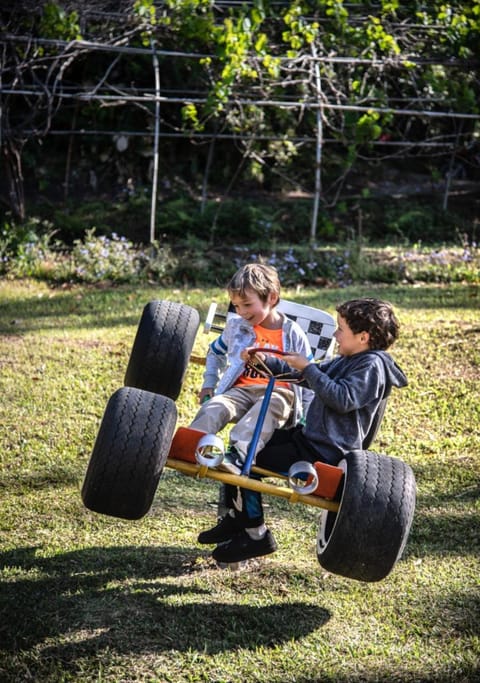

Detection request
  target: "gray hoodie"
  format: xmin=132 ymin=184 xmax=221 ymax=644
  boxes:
xmin=265 ymin=350 xmax=408 ymax=464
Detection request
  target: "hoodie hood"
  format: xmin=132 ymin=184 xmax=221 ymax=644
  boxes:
xmin=369 ymin=350 xmax=408 ymax=394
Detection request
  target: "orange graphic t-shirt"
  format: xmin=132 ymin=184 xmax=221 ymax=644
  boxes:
xmin=235 ymin=325 xmax=290 ymax=389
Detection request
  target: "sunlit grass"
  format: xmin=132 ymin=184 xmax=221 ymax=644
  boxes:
xmin=0 ymin=278 xmax=479 ymax=682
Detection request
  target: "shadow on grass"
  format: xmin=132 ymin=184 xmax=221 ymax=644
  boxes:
xmin=0 ymin=293 xmax=142 ymax=335
xmin=0 ymin=285 xmax=208 ymax=336
xmin=0 ymin=467 xmax=81 ymax=489
xmin=0 ymin=545 xmax=331 ymax=657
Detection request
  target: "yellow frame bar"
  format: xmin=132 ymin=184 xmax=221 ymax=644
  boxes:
xmin=166 ymin=458 xmax=340 ymax=512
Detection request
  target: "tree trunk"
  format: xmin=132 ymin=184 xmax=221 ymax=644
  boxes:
xmin=310 ymin=44 xmax=323 ymax=245
xmin=150 ymin=42 xmax=161 ymax=244
xmin=3 ymin=139 xmax=25 ymax=222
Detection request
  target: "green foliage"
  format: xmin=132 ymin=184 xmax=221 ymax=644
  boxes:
xmin=133 ymin=0 xmax=157 ymax=46
xmin=206 ymin=8 xmax=266 ymax=113
xmin=1 ymin=223 xmax=173 ymax=285
xmin=47 ymin=201 xmax=115 ymax=242
xmin=71 ymin=229 xmax=143 ymax=283
xmin=134 ymin=0 xmax=157 ymax=24
xmin=365 ymin=15 xmax=401 ymax=56
xmin=181 ymin=102 xmax=204 ymax=131
xmin=39 ymin=2 xmax=82 ymax=40
xmin=138 ymin=241 xmax=179 ymax=283
xmin=398 ymin=241 xmax=480 ymax=284
xmin=382 ymin=202 xmax=467 ymax=242
xmin=2 ymin=210 xmax=479 ymax=287
xmin=155 ymin=196 xmax=213 ymax=238
xmin=160 ymin=0 xmax=215 ymax=41
xmin=3 ymin=0 xmax=480 ymax=226
xmin=11 ymin=169 xmax=480 ymax=248
xmin=282 ymin=1 xmax=319 ymax=55
xmin=0 ymin=217 xmax=66 ymax=280
xmin=355 ymin=109 xmax=383 ymax=142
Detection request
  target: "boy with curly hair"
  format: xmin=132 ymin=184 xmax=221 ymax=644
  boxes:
xmin=198 ymin=297 xmax=408 ymax=563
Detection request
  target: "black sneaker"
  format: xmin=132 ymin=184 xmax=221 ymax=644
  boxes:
xmin=197 ymin=514 xmax=242 ymax=545
xmin=212 ymin=529 xmax=277 ymax=563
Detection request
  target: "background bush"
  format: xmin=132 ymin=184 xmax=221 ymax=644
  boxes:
xmin=1 ymin=215 xmax=478 ymax=288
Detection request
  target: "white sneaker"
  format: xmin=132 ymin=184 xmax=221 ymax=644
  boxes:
xmin=217 ymin=450 xmax=243 ymax=475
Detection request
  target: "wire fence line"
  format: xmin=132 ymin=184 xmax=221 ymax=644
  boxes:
xmin=4 ymin=33 xmax=477 ymax=68
xmin=3 ymin=88 xmax=479 ymax=121
xmin=1 ymin=15 xmax=478 ymax=230
xmin=23 ymin=129 xmax=471 ymax=148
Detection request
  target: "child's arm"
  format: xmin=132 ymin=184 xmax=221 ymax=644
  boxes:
xmin=242 ymin=348 xmax=307 ymax=382
xmin=198 ymin=387 xmax=214 ymax=403
xmin=302 ymin=355 xmax=385 ymax=412
xmin=199 ymin=332 xmax=229 ymax=401
xmin=290 ymin=323 xmax=314 ymax=363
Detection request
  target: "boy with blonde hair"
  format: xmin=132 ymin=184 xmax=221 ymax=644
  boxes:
xmin=190 ymin=263 xmax=313 ymax=479
xmin=200 ymin=297 xmax=408 ymax=563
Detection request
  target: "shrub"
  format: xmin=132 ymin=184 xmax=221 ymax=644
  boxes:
xmin=137 ymin=242 xmax=179 ymax=283
xmin=0 ymin=217 xmax=68 ymax=280
xmin=71 ymin=229 xmax=142 ymax=283
xmin=2 ymin=215 xmax=478 ymax=288
xmin=398 ymin=241 xmax=480 ymax=284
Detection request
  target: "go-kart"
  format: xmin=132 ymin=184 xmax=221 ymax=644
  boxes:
xmin=81 ymin=299 xmax=416 ymax=583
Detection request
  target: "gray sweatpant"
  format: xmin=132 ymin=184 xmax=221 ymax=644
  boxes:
xmin=190 ymin=384 xmax=294 ymax=462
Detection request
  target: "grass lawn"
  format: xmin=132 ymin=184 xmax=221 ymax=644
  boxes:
xmin=0 ymin=278 xmax=479 ymax=683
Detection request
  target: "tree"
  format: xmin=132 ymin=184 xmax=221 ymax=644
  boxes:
xmin=0 ymin=1 xmax=154 ymax=220
xmin=1 ymin=0 xmax=479 ymax=235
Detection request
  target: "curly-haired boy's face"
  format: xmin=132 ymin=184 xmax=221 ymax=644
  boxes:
xmin=334 ymin=315 xmax=370 ymax=356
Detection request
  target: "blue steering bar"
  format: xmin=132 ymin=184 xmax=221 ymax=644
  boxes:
xmin=241 ymin=374 xmax=276 ymax=476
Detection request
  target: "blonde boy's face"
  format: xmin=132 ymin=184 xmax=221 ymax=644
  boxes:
xmin=334 ymin=314 xmax=370 ymax=356
xmin=230 ymin=288 xmax=278 ymax=327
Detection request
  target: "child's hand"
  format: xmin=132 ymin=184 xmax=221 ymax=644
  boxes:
xmin=280 ymin=351 xmax=311 ymax=372
xmin=198 ymin=388 xmax=213 ymax=404
xmin=241 ymin=347 xmax=265 ymax=363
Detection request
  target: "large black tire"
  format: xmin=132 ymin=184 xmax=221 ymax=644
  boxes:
xmin=316 ymin=450 xmax=416 ymax=582
xmin=81 ymin=386 xmax=177 ymax=520
xmin=124 ymin=300 xmax=200 ymax=400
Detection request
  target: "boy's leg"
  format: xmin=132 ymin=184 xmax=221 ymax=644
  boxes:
xmin=197 ymin=482 xmax=263 ymax=544
xmin=255 ymin=427 xmax=306 ymax=473
xmin=189 ymin=388 xmax=254 ymax=435
xmin=225 ymin=482 xmax=264 ymax=528
xmin=211 ymin=432 xmax=303 ymax=561
xmin=228 ymin=386 xmax=294 ymax=462
xmin=211 ymin=483 xmax=277 ymax=562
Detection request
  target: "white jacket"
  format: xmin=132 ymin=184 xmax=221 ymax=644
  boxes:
xmin=202 ymin=313 xmax=313 ymax=424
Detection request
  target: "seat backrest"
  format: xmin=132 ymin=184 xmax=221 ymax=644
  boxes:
xmin=204 ymin=299 xmax=336 ymax=361
xmin=362 ymin=397 xmax=388 ymax=449
xmin=276 ymin=299 xmax=336 ymax=361
xmin=361 ymin=352 xmax=394 ymax=448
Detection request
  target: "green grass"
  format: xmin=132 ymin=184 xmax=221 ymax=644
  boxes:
xmin=0 ymin=278 xmax=479 ymax=683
